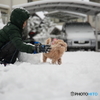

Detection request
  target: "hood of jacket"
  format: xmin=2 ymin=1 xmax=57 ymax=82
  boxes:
xmin=10 ymin=8 xmax=30 ymax=29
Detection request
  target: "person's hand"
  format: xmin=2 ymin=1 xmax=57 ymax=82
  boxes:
xmin=33 ymin=44 xmax=51 ymax=54
xmin=40 ymin=45 xmax=51 ymax=53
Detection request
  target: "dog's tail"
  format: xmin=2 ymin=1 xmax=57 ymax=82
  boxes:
xmin=45 ymin=38 xmax=51 ymax=45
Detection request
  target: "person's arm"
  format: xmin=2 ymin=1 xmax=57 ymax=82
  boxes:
xmin=8 ymin=30 xmax=51 ymax=53
xmin=23 ymin=38 xmax=35 ymax=43
xmin=23 ymin=38 xmax=41 ymax=45
xmin=8 ymin=30 xmax=35 ymax=53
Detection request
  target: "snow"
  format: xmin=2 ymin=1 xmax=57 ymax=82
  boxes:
xmin=27 ymin=16 xmax=57 ymax=43
xmin=74 ymin=0 xmax=89 ymax=1
xmin=0 ymin=51 xmax=100 ymax=100
xmin=66 ymin=23 xmax=95 ymax=39
xmin=13 ymin=0 xmax=92 ymax=10
xmin=36 ymin=12 xmax=45 ymax=19
xmin=18 ymin=52 xmax=41 ymax=64
xmin=56 ymin=25 xmax=62 ymax=30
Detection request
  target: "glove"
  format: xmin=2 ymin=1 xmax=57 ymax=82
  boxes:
xmin=33 ymin=44 xmax=51 ymax=54
xmin=33 ymin=41 xmax=41 ymax=45
xmin=40 ymin=45 xmax=51 ymax=53
xmin=29 ymin=40 xmax=41 ymax=45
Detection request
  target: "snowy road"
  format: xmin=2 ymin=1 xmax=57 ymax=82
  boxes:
xmin=0 ymin=51 xmax=100 ymax=100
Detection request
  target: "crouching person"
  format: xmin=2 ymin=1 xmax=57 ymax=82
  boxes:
xmin=0 ymin=8 xmax=50 ymax=66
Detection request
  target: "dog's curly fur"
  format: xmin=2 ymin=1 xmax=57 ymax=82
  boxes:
xmin=43 ymin=38 xmax=67 ymax=65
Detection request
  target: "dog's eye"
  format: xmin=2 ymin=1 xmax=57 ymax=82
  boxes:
xmin=60 ymin=44 xmax=64 ymax=46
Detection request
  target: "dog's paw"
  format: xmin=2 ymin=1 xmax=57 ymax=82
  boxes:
xmin=58 ymin=61 xmax=62 ymax=65
xmin=58 ymin=58 xmax=62 ymax=65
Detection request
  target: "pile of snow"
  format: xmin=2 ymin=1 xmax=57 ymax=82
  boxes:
xmin=24 ymin=11 xmax=64 ymax=43
xmin=28 ymin=16 xmax=55 ymax=35
xmin=27 ymin=15 xmax=57 ymax=43
xmin=36 ymin=11 xmax=45 ymax=19
xmin=0 ymin=51 xmax=100 ymax=100
xmin=65 ymin=22 xmax=95 ymax=39
xmin=56 ymin=25 xmax=62 ymax=30
xmin=27 ymin=16 xmax=42 ymax=33
xmin=18 ymin=52 xmax=41 ymax=64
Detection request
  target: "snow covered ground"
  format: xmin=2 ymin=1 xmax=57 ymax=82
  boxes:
xmin=0 ymin=51 xmax=100 ymax=100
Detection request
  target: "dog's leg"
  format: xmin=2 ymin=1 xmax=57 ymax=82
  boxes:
xmin=43 ymin=54 xmax=47 ymax=62
xmin=52 ymin=59 xmax=57 ymax=64
xmin=58 ymin=58 xmax=62 ymax=65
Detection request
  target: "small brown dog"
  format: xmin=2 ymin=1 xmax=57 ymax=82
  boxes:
xmin=43 ymin=38 xmax=67 ymax=65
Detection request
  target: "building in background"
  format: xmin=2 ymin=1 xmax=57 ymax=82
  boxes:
xmin=0 ymin=0 xmax=100 ymax=30
xmin=0 ymin=0 xmax=40 ymax=7
xmin=0 ymin=4 xmax=10 ymax=24
xmin=0 ymin=0 xmax=28 ymax=24
xmin=0 ymin=0 xmax=27 ymax=8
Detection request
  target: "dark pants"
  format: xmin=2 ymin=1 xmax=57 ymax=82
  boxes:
xmin=0 ymin=42 xmax=19 ymax=64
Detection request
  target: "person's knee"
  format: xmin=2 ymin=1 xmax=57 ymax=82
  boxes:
xmin=0 ymin=41 xmax=19 ymax=64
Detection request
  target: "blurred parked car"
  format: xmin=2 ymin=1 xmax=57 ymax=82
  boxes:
xmin=62 ymin=22 xmax=96 ymax=51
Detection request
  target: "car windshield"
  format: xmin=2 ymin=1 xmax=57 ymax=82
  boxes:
xmin=65 ymin=23 xmax=93 ymax=34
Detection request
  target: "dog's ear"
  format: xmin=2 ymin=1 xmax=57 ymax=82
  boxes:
xmin=46 ymin=38 xmax=51 ymax=45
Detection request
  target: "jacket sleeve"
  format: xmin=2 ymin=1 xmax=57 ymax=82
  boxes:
xmin=23 ymin=38 xmax=35 ymax=44
xmin=8 ymin=30 xmax=35 ymax=53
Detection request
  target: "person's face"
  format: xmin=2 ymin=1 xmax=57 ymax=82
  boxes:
xmin=23 ymin=20 xmax=27 ymax=29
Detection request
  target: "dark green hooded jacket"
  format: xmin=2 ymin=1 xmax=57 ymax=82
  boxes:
xmin=0 ymin=8 xmax=34 ymax=53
